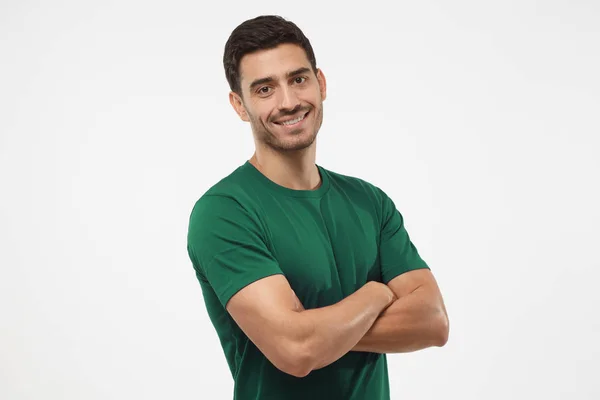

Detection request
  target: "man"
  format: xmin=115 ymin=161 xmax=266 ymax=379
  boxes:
xmin=187 ymin=15 xmax=449 ymax=400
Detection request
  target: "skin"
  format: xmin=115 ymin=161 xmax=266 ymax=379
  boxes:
xmin=295 ymin=269 xmax=449 ymax=355
xmin=229 ymin=43 xmax=326 ymax=191
xmin=224 ymin=43 xmax=449 ymax=377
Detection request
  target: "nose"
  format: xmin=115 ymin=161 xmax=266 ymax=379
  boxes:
xmin=278 ymin=85 xmax=300 ymax=112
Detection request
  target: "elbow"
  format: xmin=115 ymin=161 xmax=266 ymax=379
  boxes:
xmin=284 ymin=362 xmax=312 ymax=378
xmin=281 ymin=351 xmax=313 ymax=378
xmin=273 ymin=339 xmax=314 ymax=378
xmin=434 ymin=310 xmax=450 ymax=347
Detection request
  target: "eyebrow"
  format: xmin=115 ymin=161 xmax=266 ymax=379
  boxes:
xmin=248 ymin=67 xmax=311 ymax=91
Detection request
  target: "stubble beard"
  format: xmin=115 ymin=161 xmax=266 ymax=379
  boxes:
xmin=251 ymin=103 xmax=324 ymax=153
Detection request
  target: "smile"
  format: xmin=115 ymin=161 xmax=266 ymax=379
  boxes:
xmin=275 ymin=111 xmax=309 ymax=127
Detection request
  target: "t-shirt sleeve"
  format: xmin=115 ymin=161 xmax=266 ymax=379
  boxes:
xmin=187 ymin=194 xmax=284 ymax=308
xmin=377 ymin=188 xmax=430 ymax=284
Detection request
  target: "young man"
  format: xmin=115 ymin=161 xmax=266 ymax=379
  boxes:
xmin=187 ymin=15 xmax=449 ymax=400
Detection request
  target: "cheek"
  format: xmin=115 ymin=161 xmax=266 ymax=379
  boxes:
xmin=251 ymin=105 xmax=273 ymax=125
xmin=246 ymin=108 xmax=267 ymax=125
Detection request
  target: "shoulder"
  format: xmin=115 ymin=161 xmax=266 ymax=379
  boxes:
xmin=320 ymin=166 xmax=400 ymax=227
xmin=321 ymin=165 xmax=388 ymax=203
xmin=189 ymin=163 xmax=258 ymax=214
xmin=187 ymin=164 xmax=265 ymax=236
xmin=186 ymin=165 xmax=268 ymax=272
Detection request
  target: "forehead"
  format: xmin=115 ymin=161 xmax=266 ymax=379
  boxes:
xmin=239 ymin=43 xmax=312 ymax=86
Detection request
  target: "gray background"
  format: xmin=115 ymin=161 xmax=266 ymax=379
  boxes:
xmin=1 ymin=1 xmax=599 ymax=399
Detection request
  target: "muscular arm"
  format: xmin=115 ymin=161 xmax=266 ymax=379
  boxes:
xmin=226 ymin=275 xmax=396 ymax=378
xmin=352 ymin=268 xmax=449 ymax=353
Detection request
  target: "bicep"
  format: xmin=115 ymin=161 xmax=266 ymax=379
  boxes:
xmin=387 ymin=269 xmax=447 ymax=319
xmin=387 ymin=269 xmax=450 ymax=346
xmin=226 ymin=274 xmax=311 ymax=375
xmin=387 ymin=268 xmax=439 ymax=297
xmin=188 ymin=195 xmax=311 ymax=375
xmin=225 ymin=273 xmax=300 ymax=332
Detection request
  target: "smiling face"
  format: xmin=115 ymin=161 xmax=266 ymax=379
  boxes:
xmin=229 ymin=43 xmax=327 ymax=153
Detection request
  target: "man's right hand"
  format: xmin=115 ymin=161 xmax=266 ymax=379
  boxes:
xmin=364 ymin=281 xmax=397 ymax=309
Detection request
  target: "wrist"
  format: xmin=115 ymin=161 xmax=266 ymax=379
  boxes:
xmin=381 ymin=284 xmax=396 ymax=307
xmin=365 ymin=281 xmax=395 ymax=309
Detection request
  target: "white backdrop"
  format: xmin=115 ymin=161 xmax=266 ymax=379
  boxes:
xmin=1 ymin=1 xmax=599 ymax=399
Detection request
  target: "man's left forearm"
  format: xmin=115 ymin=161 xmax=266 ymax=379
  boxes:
xmin=351 ymin=286 xmax=449 ymax=353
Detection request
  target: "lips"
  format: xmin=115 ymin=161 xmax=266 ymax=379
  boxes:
xmin=274 ymin=111 xmax=310 ymax=127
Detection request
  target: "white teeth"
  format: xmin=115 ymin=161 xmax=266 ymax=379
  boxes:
xmin=279 ymin=113 xmax=306 ymax=126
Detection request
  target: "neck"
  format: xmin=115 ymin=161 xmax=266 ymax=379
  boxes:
xmin=249 ymin=143 xmax=321 ymax=191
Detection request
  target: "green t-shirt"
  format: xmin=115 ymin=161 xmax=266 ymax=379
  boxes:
xmin=186 ymin=161 xmax=430 ymax=400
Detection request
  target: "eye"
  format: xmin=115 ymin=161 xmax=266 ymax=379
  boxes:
xmin=294 ymin=76 xmax=307 ymax=84
xmin=258 ymin=86 xmax=271 ymax=94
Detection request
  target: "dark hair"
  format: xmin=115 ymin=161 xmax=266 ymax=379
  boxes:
xmin=223 ymin=15 xmax=318 ymax=95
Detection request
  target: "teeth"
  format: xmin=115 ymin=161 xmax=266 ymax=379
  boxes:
xmin=280 ymin=113 xmax=305 ymax=126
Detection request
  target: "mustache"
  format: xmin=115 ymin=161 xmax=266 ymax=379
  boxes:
xmin=272 ymin=106 xmax=310 ymax=122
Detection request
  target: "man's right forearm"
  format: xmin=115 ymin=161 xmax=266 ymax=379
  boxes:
xmin=295 ymin=282 xmax=395 ymax=372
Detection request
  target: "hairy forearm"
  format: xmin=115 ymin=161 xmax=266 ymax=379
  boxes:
xmin=352 ymin=286 xmax=449 ymax=354
xmin=297 ymin=282 xmax=394 ymax=372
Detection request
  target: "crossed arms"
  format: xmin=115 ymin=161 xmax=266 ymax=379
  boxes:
xmin=225 ymin=268 xmax=449 ymax=378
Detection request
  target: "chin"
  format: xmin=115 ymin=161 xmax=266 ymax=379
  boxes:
xmin=273 ymin=132 xmax=317 ymax=152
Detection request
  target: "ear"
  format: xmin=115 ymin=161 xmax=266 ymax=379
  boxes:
xmin=316 ymin=68 xmax=327 ymax=101
xmin=229 ymin=91 xmax=250 ymax=122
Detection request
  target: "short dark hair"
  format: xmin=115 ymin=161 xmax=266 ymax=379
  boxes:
xmin=223 ymin=15 xmax=318 ymax=95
